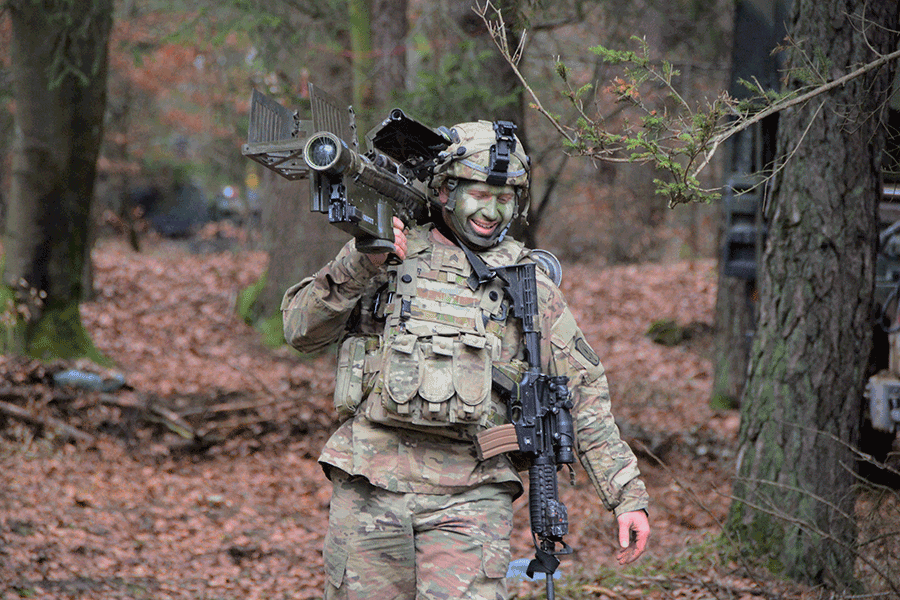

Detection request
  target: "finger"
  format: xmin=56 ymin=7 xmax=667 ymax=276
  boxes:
xmin=634 ymin=524 xmax=650 ymax=555
xmin=617 ymin=547 xmax=638 ymax=565
xmin=392 ymin=227 xmax=408 ymax=260
xmin=619 ymin=520 xmax=631 ymax=549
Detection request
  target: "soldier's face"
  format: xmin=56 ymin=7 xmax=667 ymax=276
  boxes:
xmin=441 ymin=181 xmax=517 ymax=248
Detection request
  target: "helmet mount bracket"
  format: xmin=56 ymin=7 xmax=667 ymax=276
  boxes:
xmin=486 ymin=120 xmax=517 ymax=186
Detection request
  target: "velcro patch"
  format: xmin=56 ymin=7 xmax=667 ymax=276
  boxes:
xmin=575 ymin=337 xmax=600 ymax=366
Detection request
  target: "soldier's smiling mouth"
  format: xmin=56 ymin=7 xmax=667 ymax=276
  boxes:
xmin=470 ymin=218 xmax=498 ymax=236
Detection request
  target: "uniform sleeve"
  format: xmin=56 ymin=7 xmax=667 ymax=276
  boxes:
xmin=538 ymin=278 xmax=649 ymax=517
xmin=282 ymin=238 xmax=383 ymax=353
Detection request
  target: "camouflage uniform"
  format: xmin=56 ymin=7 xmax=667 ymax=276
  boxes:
xmin=282 ymin=121 xmax=648 ymax=600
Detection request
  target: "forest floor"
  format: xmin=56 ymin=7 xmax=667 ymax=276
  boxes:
xmin=0 ymin=232 xmax=896 ymax=600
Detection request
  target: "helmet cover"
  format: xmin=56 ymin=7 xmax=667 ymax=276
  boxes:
xmin=430 ymin=120 xmax=531 ymax=217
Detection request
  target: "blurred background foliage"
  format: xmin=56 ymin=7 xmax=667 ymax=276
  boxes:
xmin=0 ymin=0 xmax=732 ymax=264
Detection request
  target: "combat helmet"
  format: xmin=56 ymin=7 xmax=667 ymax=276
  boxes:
xmin=429 ymin=120 xmax=532 ymax=219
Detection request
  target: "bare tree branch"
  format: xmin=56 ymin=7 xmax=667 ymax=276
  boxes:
xmin=475 ymin=0 xmax=900 ymax=206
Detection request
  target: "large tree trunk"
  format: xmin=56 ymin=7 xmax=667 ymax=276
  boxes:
xmin=3 ymin=0 xmax=114 ymax=360
xmin=727 ymin=0 xmax=899 ymax=588
xmin=370 ymin=0 xmax=407 ymax=111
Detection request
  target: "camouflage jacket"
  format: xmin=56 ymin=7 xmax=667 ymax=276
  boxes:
xmin=282 ymin=224 xmax=648 ymax=516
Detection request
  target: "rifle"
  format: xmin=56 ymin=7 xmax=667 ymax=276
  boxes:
xmin=475 ymin=261 xmax=575 ymax=600
xmin=242 ymin=85 xmax=449 ymax=253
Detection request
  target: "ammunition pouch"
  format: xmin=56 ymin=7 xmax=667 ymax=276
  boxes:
xmin=333 ymin=335 xmax=382 ymax=419
xmin=366 ymin=332 xmax=510 ymax=437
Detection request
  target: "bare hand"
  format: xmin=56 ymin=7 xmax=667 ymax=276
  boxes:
xmin=367 ymin=217 xmax=408 ymax=265
xmin=616 ymin=510 xmax=650 ymax=565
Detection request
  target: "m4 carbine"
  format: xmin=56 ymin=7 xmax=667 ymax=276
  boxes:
xmin=475 ymin=261 xmax=575 ymax=600
xmin=242 ymin=85 xmax=449 ymax=253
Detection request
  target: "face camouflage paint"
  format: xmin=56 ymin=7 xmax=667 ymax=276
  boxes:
xmin=443 ymin=181 xmax=517 ymax=248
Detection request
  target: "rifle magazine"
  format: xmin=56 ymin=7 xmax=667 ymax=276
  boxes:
xmin=475 ymin=423 xmax=519 ymax=460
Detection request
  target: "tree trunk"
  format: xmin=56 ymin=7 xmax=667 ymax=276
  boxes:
xmin=3 ymin=0 xmax=114 ymax=361
xmin=727 ymin=0 xmax=899 ymax=588
xmin=347 ymin=0 xmax=409 ymax=122
xmin=249 ymin=171 xmax=349 ymax=330
xmin=370 ymin=0 xmax=407 ymax=111
xmin=348 ymin=0 xmax=374 ymax=117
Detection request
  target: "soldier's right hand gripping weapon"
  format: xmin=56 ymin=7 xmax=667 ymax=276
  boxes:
xmin=242 ymin=85 xmax=450 ymax=253
xmin=475 ymin=261 xmax=575 ymax=600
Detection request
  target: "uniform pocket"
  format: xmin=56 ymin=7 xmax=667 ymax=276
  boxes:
xmin=323 ymin=529 xmax=348 ymax=589
xmin=481 ymin=539 xmax=511 ymax=579
xmin=419 ymin=336 xmax=454 ymax=421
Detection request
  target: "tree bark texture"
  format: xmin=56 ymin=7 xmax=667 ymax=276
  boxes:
xmin=728 ymin=0 xmax=899 ymax=588
xmin=4 ymin=0 xmax=114 ymax=359
xmin=249 ymin=170 xmax=349 ymax=326
xmin=370 ymin=0 xmax=408 ymax=111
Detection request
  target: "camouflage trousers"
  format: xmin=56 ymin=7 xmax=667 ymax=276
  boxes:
xmin=323 ymin=468 xmax=515 ymax=600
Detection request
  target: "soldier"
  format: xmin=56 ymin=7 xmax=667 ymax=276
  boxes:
xmin=282 ymin=120 xmax=650 ymax=600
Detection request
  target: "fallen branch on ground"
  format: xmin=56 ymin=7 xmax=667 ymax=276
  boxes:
xmin=0 ymin=395 xmax=95 ymax=443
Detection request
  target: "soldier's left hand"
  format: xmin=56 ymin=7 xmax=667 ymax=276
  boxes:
xmin=616 ymin=510 xmax=650 ymax=565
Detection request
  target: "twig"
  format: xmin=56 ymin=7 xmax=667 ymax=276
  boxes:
xmin=474 ymin=1 xmax=577 ymax=146
xmin=178 ymin=395 xmax=293 ymax=417
xmin=475 ymin=0 xmax=900 ymax=202
xmin=99 ymin=393 xmax=200 ymax=440
xmin=634 ymin=441 xmax=778 ymax=598
xmin=701 ymin=45 xmax=900 ymax=167
xmin=619 ymin=573 xmax=776 ymax=599
xmin=581 ymin=584 xmax=628 ymax=599
xmin=225 ymin=358 xmax=281 ymax=398
xmin=728 ymin=477 xmax=900 ymax=597
xmin=0 ymin=398 xmax=94 ymax=443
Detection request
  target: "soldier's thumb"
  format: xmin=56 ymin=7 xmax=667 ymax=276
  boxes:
xmin=619 ymin=520 xmax=631 ymax=548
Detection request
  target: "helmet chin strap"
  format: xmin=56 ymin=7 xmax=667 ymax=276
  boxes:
xmin=442 ymin=178 xmax=460 ymax=212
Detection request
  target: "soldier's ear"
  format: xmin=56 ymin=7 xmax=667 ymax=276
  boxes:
xmin=438 ymin=185 xmax=449 ymax=206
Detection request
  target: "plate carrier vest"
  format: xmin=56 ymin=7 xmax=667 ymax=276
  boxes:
xmin=333 ymin=227 xmax=531 ymax=439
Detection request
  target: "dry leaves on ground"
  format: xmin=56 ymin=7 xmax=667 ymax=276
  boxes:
xmin=0 ymin=236 xmax=807 ymax=600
